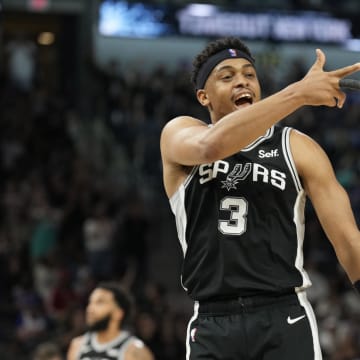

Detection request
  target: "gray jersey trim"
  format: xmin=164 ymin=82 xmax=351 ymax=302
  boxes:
xmin=186 ymin=301 xmax=199 ymax=360
xmin=89 ymin=330 xmax=130 ymax=353
xmin=292 ymin=190 xmax=312 ymax=290
xmin=78 ymin=331 xmax=139 ymax=360
xmin=241 ymin=126 xmax=274 ymax=152
xmin=282 ymin=127 xmax=311 ymax=290
xmin=170 ymin=165 xmax=198 ymax=257
xmin=118 ymin=336 xmax=141 ymax=360
xmin=297 ymin=291 xmax=323 ymax=359
xmin=170 ymin=184 xmax=188 ymax=257
xmin=282 ymin=127 xmax=302 ymax=192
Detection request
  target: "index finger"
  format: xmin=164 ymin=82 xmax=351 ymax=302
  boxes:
xmin=332 ymin=62 xmax=360 ymax=79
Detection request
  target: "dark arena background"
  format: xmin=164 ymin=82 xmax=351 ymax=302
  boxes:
xmin=1 ymin=0 xmax=360 ymax=359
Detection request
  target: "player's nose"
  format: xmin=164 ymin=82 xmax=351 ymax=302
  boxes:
xmin=234 ymin=73 xmax=249 ymax=88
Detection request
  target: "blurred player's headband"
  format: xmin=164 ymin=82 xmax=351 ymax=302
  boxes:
xmin=195 ymin=48 xmax=255 ymax=90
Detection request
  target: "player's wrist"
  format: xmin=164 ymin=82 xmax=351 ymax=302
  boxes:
xmin=284 ymin=81 xmax=308 ymax=107
xmin=353 ymin=280 xmax=360 ymax=294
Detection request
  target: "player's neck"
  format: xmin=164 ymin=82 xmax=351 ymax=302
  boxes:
xmin=96 ymin=327 xmax=122 ymax=344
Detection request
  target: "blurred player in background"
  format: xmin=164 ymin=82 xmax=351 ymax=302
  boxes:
xmin=67 ymin=282 xmax=154 ymax=360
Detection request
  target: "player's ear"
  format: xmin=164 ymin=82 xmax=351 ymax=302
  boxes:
xmin=114 ymin=307 xmax=125 ymax=323
xmin=196 ymin=89 xmax=210 ymax=107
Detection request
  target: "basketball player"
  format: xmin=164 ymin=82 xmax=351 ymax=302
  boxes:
xmin=67 ymin=282 xmax=154 ymax=360
xmin=160 ymin=37 xmax=360 ymax=359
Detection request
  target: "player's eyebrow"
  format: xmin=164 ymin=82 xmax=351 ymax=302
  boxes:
xmin=215 ymin=63 xmax=255 ymax=73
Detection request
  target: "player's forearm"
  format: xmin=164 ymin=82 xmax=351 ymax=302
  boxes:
xmin=200 ymin=82 xmax=304 ymax=162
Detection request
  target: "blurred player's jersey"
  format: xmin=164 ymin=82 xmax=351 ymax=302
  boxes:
xmin=78 ymin=331 xmax=136 ymax=359
xmin=170 ymin=125 xmax=311 ymax=301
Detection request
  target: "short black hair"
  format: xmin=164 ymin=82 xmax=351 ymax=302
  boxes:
xmin=191 ymin=37 xmax=254 ymax=89
xmin=97 ymin=282 xmax=133 ymax=325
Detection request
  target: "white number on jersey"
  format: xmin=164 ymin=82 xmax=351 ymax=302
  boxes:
xmin=218 ymin=197 xmax=248 ymax=235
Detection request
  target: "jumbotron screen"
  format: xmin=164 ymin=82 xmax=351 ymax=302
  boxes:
xmin=98 ymin=0 xmax=352 ymax=44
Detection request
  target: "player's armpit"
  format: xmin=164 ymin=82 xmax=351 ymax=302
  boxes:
xmin=124 ymin=340 xmax=155 ymax=360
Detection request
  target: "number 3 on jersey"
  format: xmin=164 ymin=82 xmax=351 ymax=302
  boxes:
xmin=218 ymin=197 xmax=248 ymax=235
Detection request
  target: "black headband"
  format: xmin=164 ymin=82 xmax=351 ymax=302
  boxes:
xmin=195 ymin=48 xmax=255 ymax=90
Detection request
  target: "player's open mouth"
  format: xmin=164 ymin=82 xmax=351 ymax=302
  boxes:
xmin=234 ymin=93 xmax=253 ymax=108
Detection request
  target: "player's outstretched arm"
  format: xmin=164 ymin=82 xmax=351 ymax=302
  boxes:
xmin=161 ymin=50 xmax=360 ymax=168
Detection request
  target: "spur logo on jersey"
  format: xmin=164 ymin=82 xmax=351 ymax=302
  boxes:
xmin=221 ymin=163 xmax=252 ymax=190
xmin=199 ymin=160 xmax=286 ymax=190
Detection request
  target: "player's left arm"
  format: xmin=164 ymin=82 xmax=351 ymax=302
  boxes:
xmin=123 ymin=339 xmax=155 ymax=360
xmin=291 ymin=129 xmax=360 ymax=283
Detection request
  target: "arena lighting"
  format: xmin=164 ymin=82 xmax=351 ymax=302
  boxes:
xmin=182 ymin=3 xmax=218 ymax=17
xmin=344 ymin=39 xmax=360 ymax=52
xmin=98 ymin=0 xmax=353 ymax=43
xmin=37 ymin=32 xmax=55 ymax=45
xmin=177 ymin=8 xmax=351 ymax=43
xmin=98 ymin=0 xmax=174 ymax=37
xmin=28 ymin=0 xmax=50 ymax=12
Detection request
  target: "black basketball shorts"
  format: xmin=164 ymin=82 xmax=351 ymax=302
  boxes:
xmin=186 ymin=291 xmax=322 ymax=360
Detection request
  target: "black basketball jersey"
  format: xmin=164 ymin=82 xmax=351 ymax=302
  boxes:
xmin=78 ymin=330 xmax=138 ymax=360
xmin=170 ymin=126 xmax=312 ymax=301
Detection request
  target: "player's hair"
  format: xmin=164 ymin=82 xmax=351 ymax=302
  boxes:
xmin=97 ymin=282 xmax=133 ymax=325
xmin=191 ymin=37 xmax=254 ymax=89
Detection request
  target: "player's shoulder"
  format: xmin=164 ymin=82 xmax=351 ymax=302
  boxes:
xmin=67 ymin=335 xmax=86 ymax=360
xmin=288 ymin=127 xmax=330 ymax=175
xmin=160 ymin=116 xmax=209 ymax=152
xmin=124 ymin=337 xmax=154 ymax=360
xmin=161 ymin=115 xmax=208 ymax=134
xmin=289 ymin=127 xmax=321 ymax=148
xmin=70 ymin=334 xmax=85 ymax=345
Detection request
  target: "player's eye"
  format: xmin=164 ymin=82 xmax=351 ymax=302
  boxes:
xmin=221 ymin=74 xmax=233 ymax=80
